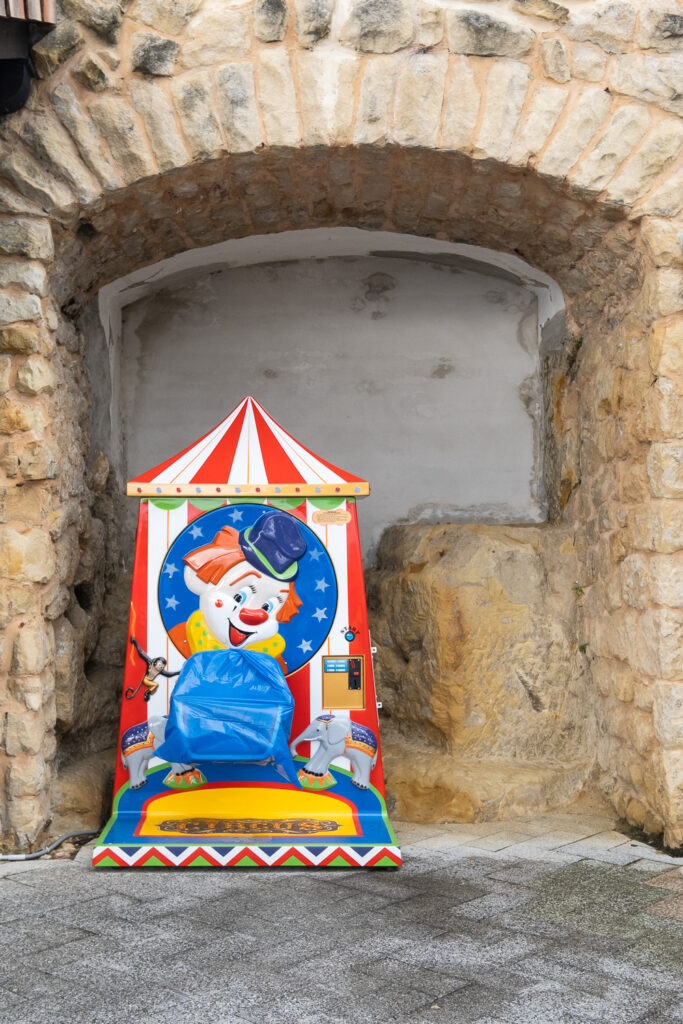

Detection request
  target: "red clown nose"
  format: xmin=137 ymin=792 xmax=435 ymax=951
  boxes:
xmin=239 ymin=607 xmax=269 ymax=625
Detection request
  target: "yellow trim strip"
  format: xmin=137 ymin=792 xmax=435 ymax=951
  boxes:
xmin=127 ymin=482 xmax=370 ymax=498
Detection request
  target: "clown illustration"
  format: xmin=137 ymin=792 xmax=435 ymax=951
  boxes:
xmin=168 ymin=510 xmax=307 ymax=674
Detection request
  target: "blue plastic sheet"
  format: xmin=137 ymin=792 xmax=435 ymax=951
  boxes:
xmin=155 ymin=649 xmax=299 ymax=784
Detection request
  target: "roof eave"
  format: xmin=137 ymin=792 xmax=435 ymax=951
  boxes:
xmin=126 ymin=482 xmax=370 ymax=498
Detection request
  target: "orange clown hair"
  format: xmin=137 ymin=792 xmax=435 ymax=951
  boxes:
xmin=184 ymin=526 xmax=302 ymax=622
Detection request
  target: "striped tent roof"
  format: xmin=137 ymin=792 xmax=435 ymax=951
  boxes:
xmin=127 ymin=397 xmax=370 ymax=498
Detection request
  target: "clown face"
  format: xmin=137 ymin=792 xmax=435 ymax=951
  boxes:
xmin=184 ymin=562 xmax=289 ymax=649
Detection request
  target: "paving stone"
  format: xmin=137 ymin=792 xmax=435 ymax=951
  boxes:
xmin=2 ymin=819 xmax=682 ymax=1022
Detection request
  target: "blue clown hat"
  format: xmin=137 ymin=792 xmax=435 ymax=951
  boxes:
xmin=239 ymin=511 xmax=307 ymax=581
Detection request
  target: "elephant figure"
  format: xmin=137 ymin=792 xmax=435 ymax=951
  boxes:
xmin=121 ymin=717 xmax=195 ymax=789
xmin=289 ymin=714 xmax=378 ymax=789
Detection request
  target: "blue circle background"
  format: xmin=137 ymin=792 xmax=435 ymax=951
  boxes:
xmin=158 ymin=504 xmax=338 ymax=675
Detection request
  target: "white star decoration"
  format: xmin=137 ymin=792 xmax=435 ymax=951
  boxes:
xmin=165 ymin=595 xmax=179 ymax=611
xmin=228 ymin=509 xmax=244 ymax=522
xmin=312 ymin=607 xmax=327 ymax=622
xmin=164 ymin=563 xmax=178 ymax=578
xmin=298 ymin=639 xmax=313 ymax=654
xmin=308 ymin=549 xmax=323 ymax=562
xmin=314 ymin=578 xmax=330 ymax=592
xmin=189 ymin=524 xmax=203 ymax=540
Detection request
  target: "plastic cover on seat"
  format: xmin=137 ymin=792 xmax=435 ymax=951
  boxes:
xmin=155 ymin=649 xmax=299 ymax=784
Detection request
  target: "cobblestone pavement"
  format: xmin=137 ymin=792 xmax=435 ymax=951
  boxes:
xmin=1 ymin=804 xmax=682 ymax=1024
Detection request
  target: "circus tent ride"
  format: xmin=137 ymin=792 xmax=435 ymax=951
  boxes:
xmin=94 ymin=397 xmax=400 ymax=869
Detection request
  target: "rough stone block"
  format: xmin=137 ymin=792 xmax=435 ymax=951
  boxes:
xmin=131 ymin=80 xmax=190 ymax=171
xmin=571 ymin=43 xmax=608 ymax=81
xmin=0 ymin=147 xmax=74 ymax=215
xmin=509 ymin=82 xmax=567 ymax=166
xmin=7 ymin=795 xmax=49 ymax=841
xmin=15 ymin=356 xmax=57 ymax=396
xmin=474 ymin=59 xmax=530 ymax=162
xmin=0 ymin=183 xmax=44 ymax=218
xmin=132 ymin=32 xmax=178 ymax=76
xmin=611 ymin=53 xmax=683 ymax=118
xmin=8 ymin=755 xmax=48 ymax=798
xmin=133 ymin=0 xmax=202 ymax=35
xmin=354 ymin=56 xmax=398 ymax=145
xmin=0 ymin=483 xmax=51 ymax=527
xmin=416 ymin=0 xmax=443 ymax=47
xmin=446 ymin=9 xmax=535 ymax=58
xmin=0 ymin=396 xmax=44 ymax=434
xmin=62 ymin=0 xmax=123 ymax=43
xmin=171 ymin=73 xmax=224 ymax=160
xmin=298 ymin=51 xmax=358 ymax=146
xmin=31 ymin=21 xmax=83 ymax=79
xmin=643 ymin=267 xmax=683 ymax=319
xmin=619 ymin=553 xmax=649 ymax=610
xmin=0 ymin=221 xmax=53 ymax=263
xmin=0 ymin=582 xmax=37 ymax=628
xmin=512 ymin=0 xmax=568 ymax=22
xmin=215 ymin=64 xmax=264 ymax=153
xmin=368 ymin=522 xmax=593 ymax=818
xmin=656 ymin=748 xmax=683 ymax=847
xmin=640 ymin=166 xmax=683 ymax=218
xmin=540 ymin=37 xmax=570 ymax=82
xmin=72 ymin=52 xmax=113 ymax=92
xmin=179 ymin=1 xmax=250 ymax=68
xmin=648 ymin=442 xmax=683 ymax=498
xmin=90 ymin=96 xmax=156 ymax=185
xmin=648 ymin=553 xmax=683 ymax=608
xmin=571 ymin=104 xmax=651 ymax=192
xmin=0 ymin=292 xmax=42 ymax=327
xmin=638 ymin=1 xmax=683 ymax=53
xmin=566 ymin=1 xmax=636 ymax=53
xmin=51 ymin=84 xmax=122 ymax=191
xmin=0 ymin=356 xmax=11 ymax=394
xmin=5 ymin=710 xmax=48 ymax=756
xmin=0 ymin=527 xmax=55 ymax=583
xmin=0 ymin=324 xmax=42 ymax=355
xmin=257 ymin=49 xmax=300 ymax=146
xmin=537 ymin=87 xmax=612 ymax=180
xmin=641 ymin=219 xmax=683 ymax=267
xmin=608 ymin=119 xmax=683 ymax=205
xmin=393 ymin=54 xmax=448 ymax=148
xmin=339 ymin=0 xmax=414 ymax=54
xmin=11 ymin=622 xmax=54 ymax=677
xmin=627 ymin=498 xmax=683 ymax=555
xmin=0 ymin=261 xmax=48 ymax=298
xmin=635 ymin=377 xmax=683 ymax=440
xmin=20 ymin=112 xmax=100 ymax=206
xmin=10 ymin=438 xmax=59 ymax=481
xmin=649 ymin=317 xmax=683 ymax=378
xmin=294 ymin=0 xmax=333 ymax=47
xmin=653 ymin=681 xmax=683 ymax=747
xmin=254 ymin=0 xmax=288 ymax=42
xmin=439 ymin=56 xmax=480 ymax=151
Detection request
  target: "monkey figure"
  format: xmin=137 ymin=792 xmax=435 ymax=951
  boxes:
xmin=125 ymin=637 xmax=179 ymax=702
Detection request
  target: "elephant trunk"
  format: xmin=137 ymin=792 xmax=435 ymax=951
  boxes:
xmin=289 ymin=727 xmax=315 ymax=759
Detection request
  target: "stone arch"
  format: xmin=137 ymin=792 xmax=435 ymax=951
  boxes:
xmin=1 ymin=0 xmax=682 ymax=848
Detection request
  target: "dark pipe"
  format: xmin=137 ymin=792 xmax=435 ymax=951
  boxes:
xmin=0 ymin=18 xmax=53 ymax=116
xmin=0 ymin=58 xmax=32 ymax=116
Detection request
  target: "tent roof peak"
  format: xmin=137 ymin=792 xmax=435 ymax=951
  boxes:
xmin=127 ymin=396 xmax=369 ymax=499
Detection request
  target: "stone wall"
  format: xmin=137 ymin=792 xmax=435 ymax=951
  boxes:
xmin=367 ymin=523 xmax=594 ymax=822
xmin=0 ymin=0 xmax=681 ymax=849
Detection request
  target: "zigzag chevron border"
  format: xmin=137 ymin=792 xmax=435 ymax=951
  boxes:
xmin=93 ymin=844 xmax=401 ymax=868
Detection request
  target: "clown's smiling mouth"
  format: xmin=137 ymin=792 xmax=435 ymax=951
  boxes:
xmin=228 ymin=621 xmax=254 ymax=647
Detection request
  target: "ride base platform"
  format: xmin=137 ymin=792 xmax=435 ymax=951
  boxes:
xmin=93 ymin=758 xmax=401 ymax=869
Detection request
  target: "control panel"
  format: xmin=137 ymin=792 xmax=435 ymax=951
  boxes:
xmin=322 ymin=656 xmax=365 ymax=710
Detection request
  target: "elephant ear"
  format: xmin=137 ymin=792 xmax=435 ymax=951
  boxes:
xmin=327 ymin=718 xmax=348 ymax=746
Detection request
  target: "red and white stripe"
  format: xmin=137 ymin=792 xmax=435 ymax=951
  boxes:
xmin=128 ymin=397 xmax=369 ymax=498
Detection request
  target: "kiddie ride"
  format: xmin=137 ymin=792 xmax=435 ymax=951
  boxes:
xmin=94 ymin=397 xmax=400 ymax=869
